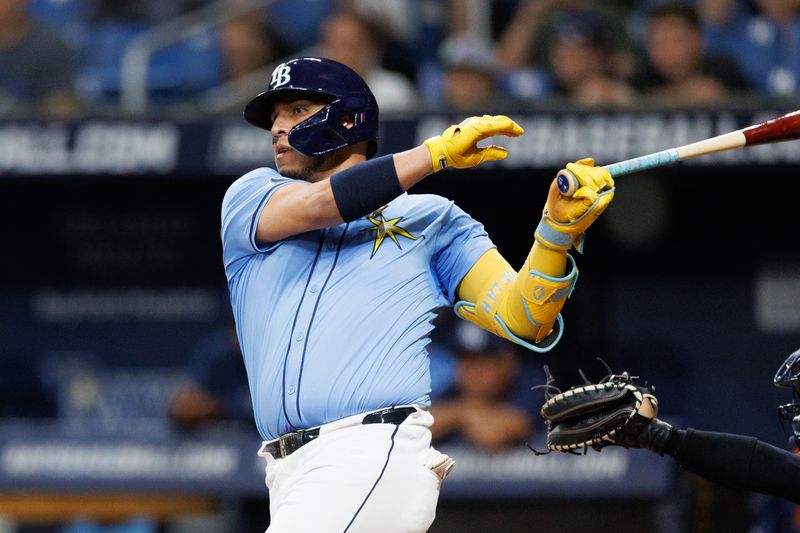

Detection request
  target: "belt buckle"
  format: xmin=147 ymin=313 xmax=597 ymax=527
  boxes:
xmin=278 ymin=433 xmax=293 ymax=458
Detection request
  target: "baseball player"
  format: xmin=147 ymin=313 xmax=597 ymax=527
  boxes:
xmin=221 ymin=57 xmax=614 ymax=532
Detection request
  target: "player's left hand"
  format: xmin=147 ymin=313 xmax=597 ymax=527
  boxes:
xmin=536 ymin=158 xmax=614 ymax=252
xmin=424 ymin=115 xmax=524 ymax=171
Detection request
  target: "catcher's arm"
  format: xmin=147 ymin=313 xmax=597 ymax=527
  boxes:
xmin=669 ymin=429 xmax=800 ymax=504
xmin=614 ymin=406 xmax=800 ymax=503
xmin=455 ymin=160 xmax=614 ymax=352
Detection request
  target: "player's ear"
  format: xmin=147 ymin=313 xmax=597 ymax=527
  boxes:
xmin=341 ymin=114 xmax=355 ymax=129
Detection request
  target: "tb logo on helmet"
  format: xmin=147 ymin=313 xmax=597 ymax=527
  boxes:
xmin=270 ymin=63 xmax=291 ymax=89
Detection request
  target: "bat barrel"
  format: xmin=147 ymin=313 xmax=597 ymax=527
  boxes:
xmin=742 ymin=110 xmax=800 ymax=146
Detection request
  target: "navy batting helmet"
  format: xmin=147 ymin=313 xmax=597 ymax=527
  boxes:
xmin=244 ymin=57 xmax=379 ymax=158
xmin=774 ymin=348 xmax=800 ymax=450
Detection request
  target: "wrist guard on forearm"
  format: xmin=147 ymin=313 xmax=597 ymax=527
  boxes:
xmin=535 ymin=187 xmax=614 ymax=253
xmin=454 ymin=254 xmax=578 ymax=353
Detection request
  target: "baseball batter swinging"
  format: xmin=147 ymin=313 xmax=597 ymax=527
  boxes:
xmin=221 ymin=57 xmax=615 ymax=532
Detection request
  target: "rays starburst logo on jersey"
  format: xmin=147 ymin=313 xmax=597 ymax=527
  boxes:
xmin=362 ymin=214 xmax=418 ymax=258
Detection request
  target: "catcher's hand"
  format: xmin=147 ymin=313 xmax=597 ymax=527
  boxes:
xmin=424 ymin=115 xmax=524 ymax=171
xmin=535 ymin=363 xmax=672 ymax=454
xmin=536 ymin=158 xmax=614 ymax=252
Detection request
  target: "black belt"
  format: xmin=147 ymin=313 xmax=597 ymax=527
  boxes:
xmin=263 ymin=406 xmax=418 ymax=459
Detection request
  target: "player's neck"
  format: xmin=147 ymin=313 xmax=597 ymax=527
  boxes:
xmin=308 ymin=152 xmax=368 ymax=183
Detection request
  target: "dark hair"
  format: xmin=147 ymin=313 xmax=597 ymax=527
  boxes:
xmin=552 ymin=10 xmax=614 ymax=50
xmin=327 ymin=9 xmax=387 ymax=51
xmin=648 ymin=3 xmax=701 ymax=29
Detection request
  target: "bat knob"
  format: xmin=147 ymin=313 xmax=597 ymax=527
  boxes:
xmin=556 ymin=169 xmax=578 ymax=197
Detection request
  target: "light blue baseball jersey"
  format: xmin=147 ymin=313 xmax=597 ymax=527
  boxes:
xmin=221 ymin=167 xmax=494 ymax=440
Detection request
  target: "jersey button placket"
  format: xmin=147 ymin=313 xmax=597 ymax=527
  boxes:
xmin=326 ymin=228 xmax=338 ymax=250
xmin=286 ymin=312 xmax=310 ymax=415
xmin=285 ymin=231 xmax=332 ymax=425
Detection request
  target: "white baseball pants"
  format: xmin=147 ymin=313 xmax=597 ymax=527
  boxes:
xmin=260 ymin=407 xmax=452 ymax=533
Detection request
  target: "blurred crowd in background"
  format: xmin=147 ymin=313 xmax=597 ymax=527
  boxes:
xmin=1 ymin=0 xmax=798 ymax=471
xmin=3 ymin=1 xmax=800 ymax=531
xmin=3 ymin=0 xmax=800 ymax=119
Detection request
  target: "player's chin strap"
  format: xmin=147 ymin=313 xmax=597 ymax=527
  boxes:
xmin=453 ymin=253 xmax=578 ymax=353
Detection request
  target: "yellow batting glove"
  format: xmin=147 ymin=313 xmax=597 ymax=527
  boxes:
xmin=424 ymin=115 xmax=524 ymax=171
xmin=535 ymin=158 xmax=615 ymax=253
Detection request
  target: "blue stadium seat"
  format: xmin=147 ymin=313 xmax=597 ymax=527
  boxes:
xmin=61 ymin=517 xmax=158 ymax=533
xmin=267 ymin=0 xmax=336 ymax=51
xmin=149 ymin=30 xmax=225 ymax=103
xmin=76 ymin=22 xmax=151 ymax=103
xmin=77 ymin=22 xmax=224 ymax=105
xmin=29 ymin=0 xmax=90 ymax=52
xmin=30 ymin=0 xmax=87 ymax=27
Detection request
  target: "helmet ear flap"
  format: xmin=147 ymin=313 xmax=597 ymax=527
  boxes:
xmin=287 ymin=98 xmax=377 ymax=157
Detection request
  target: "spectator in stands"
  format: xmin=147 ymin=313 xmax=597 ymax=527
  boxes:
xmin=697 ymin=0 xmax=741 ymax=28
xmin=429 ymin=320 xmax=536 ymax=453
xmin=338 ymin=0 xmax=419 ymax=81
xmin=702 ymin=0 xmax=800 ymax=97
xmin=497 ymin=1 xmax=634 ymax=106
xmin=0 ymin=0 xmax=80 ymax=117
xmin=183 ymin=1 xmax=289 ymax=114
xmin=168 ymin=326 xmax=251 ymax=428
xmin=436 ymin=33 xmax=509 ymax=112
xmin=633 ymin=4 xmax=750 ymax=105
xmin=498 ymin=0 xmax=634 ymax=78
xmin=546 ymin=10 xmax=635 ymax=106
xmin=219 ymin=8 xmax=285 ymax=84
xmin=305 ymin=8 xmax=417 ymax=112
xmin=167 ymin=323 xmax=266 ymax=533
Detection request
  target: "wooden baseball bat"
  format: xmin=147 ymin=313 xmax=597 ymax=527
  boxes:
xmin=557 ymin=110 xmax=800 ymax=196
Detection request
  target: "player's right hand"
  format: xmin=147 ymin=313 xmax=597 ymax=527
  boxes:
xmin=546 ymin=158 xmax=614 ymax=223
xmin=424 ymin=115 xmax=524 ymax=172
xmin=535 ymin=158 xmax=615 ymax=252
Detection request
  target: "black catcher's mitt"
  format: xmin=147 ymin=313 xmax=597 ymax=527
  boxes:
xmin=536 ymin=363 xmax=659 ymax=453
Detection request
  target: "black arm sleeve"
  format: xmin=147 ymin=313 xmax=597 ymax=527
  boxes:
xmin=329 ymin=155 xmax=403 ymax=222
xmin=668 ymin=428 xmax=800 ymax=504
